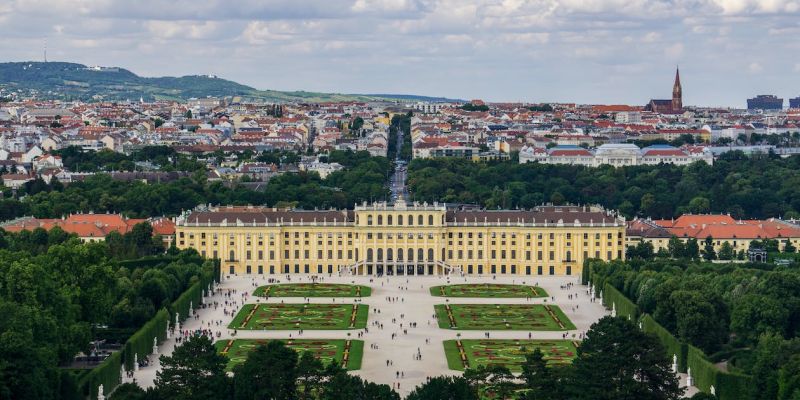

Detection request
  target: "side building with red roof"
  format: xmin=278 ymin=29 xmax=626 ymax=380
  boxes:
xmin=1 ymin=213 xmax=175 ymax=245
xmin=627 ymin=214 xmax=800 ymax=254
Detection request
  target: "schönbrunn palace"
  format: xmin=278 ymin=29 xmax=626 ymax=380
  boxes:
xmin=174 ymin=198 xmax=626 ymax=277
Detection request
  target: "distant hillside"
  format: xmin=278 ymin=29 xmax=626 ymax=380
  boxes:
xmin=0 ymin=61 xmax=443 ymax=103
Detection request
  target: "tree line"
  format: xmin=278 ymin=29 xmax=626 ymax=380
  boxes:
xmin=0 ymin=226 xmax=211 ymax=400
xmin=589 ymin=258 xmax=800 ymax=399
xmin=0 ymin=150 xmax=390 ymax=220
xmin=406 ymin=152 xmax=800 ymax=219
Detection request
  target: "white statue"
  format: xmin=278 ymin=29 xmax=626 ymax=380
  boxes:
xmin=134 ymin=354 xmax=139 ymax=372
xmin=611 ymin=303 xmax=617 ymax=317
xmin=710 ymin=386 xmax=716 ymax=395
xmin=686 ymin=367 xmax=693 ymax=387
xmin=672 ymin=355 xmax=678 ymax=373
xmin=97 ymin=384 xmax=105 ymax=400
xmin=152 ymin=337 xmax=158 ymax=355
xmin=175 ymin=313 xmax=180 ymax=332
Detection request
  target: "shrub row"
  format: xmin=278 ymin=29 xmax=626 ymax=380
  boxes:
xmin=602 ymin=282 xmax=639 ymax=320
xmin=124 ymin=308 xmax=169 ymax=370
xmin=641 ymin=314 xmax=688 ymax=373
xmin=688 ymin=345 xmax=753 ymax=400
xmin=77 ymin=347 xmax=122 ymax=400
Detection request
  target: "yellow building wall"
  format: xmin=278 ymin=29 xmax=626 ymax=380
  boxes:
xmin=176 ymin=208 xmax=626 ymax=277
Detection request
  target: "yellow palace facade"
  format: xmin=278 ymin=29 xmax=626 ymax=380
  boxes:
xmin=174 ymin=199 xmax=626 ymax=278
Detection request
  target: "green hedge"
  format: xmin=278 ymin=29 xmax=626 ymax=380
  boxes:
xmin=641 ymin=314 xmax=687 ymax=373
xmin=124 ymin=308 xmax=169 ymax=371
xmin=171 ymin=266 xmax=214 ymax=324
xmin=602 ymin=282 xmax=639 ymax=320
xmin=715 ymin=370 xmax=753 ymax=400
xmin=78 ymin=349 xmax=122 ymax=399
xmin=687 ymin=345 xmax=752 ymax=400
xmin=688 ymin=345 xmax=717 ymax=393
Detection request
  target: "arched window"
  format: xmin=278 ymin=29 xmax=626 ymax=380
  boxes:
xmin=229 ymin=250 xmax=235 ymax=261
xmin=387 ymin=248 xmax=393 ymax=261
xmin=397 ymin=249 xmax=404 ymax=261
xmin=428 ymin=248 xmax=434 ymax=261
xmin=428 ymin=215 xmax=434 ymax=225
xmin=398 ymin=215 xmax=403 ymax=225
xmin=418 ymin=248 xmax=424 ymax=261
xmin=566 ymin=251 xmax=572 ymax=261
xmin=229 ymin=265 xmax=235 ymax=274
xmin=418 ymin=215 xmax=423 ymax=225
xmin=367 ymin=215 xmax=373 ymax=225
xmin=441 ymin=248 xmax=446 ymax=260
xmin=408 ymin=248 xmax=414 ymax=261
xmin=378 ymin=215 xmax=383 ymax=225
xmin=408 ymin=215 xmax=413 ymax=226
xmin=367 ymin=248 xmax=373 ymax=261
xmin=377 ymin=248 xmax=383 ymax=261
xmin=388 ymin=215 xmax=393 ymax=225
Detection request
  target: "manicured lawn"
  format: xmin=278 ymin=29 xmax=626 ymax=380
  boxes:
xmin=435 ymin=304 xmax=575 ymax=330
xmin=229 ymin=303 xmax=369 ymax=330
xmin=443 ymin=339 xmax=579 ymax=372
xmin=215 ymin=339 xmax=363 ymax=371
xmin=253 ymin=283 xmax=371 ymax=298
xmin=430 ymin=284 xmax=547 ymax=298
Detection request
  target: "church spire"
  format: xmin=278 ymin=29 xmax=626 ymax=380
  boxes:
xmin=672 ymin=66 xmax=682 ymax=111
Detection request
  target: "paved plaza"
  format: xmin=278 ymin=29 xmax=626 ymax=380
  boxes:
xmin=124 ymin=273 xmax=693 ymax=397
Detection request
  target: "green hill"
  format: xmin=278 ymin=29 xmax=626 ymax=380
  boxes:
xmin=0 ymin=61 xmax=445 ymax=103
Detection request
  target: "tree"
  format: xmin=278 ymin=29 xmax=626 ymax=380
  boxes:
xmin=233 ymin=341 xmax=297 ymax=400
xmin=520 ymin=348 xmax=558 ymax=399
xmin=688 ymin=197 xmax=711 ymax=214
xmin=670 ymin=290 xmax=728 ymax=353
xmin=154 ymin=335 xmax=230 ymax=400
xmin=406 ymin=376 xmax=477 ymax=400
xmin=571 ymin=316 xmax=684 ymax=400
xmin=296 ymin=351 xmax=324 ymax=400
xmin=685 ymin=238 xmax=700 ymax=260
xmin=485 ymin=365 xmax=515 ymax=400
xmin=320 ymin=361 xmax=399 ymax=400
xmin=731 ymin=294 xmax=789 ymax=343
xmin=702 ymin=236 xmax=717 ymax=261
xmin=667 ymin=237 xmax=686 ymax=259
xmin=718 ymin=242 xmax=734 ymax=260
xmin=777 ymin=354 xmax=800 ymax=400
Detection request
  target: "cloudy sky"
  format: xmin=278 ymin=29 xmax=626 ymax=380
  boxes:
xmin=1 ymin=0 xmax=799 ymax=106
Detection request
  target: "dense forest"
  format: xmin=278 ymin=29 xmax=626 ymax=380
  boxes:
xmin=0 ymin=150 xmax=390 ymax=220
xmin=0 ymin=224 xmax=213 ymax=399
xmin=589 ymin=258 xmax=800 ymax=399
xmin=407 ymin=152 xmax=800 ymax=219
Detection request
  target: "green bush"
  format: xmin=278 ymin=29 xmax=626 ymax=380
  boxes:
xmin=642 ymin=314 xmax=687 ymax=372
xmin=602 ymin=282 xmax=639 ymax=320
xmin=78 ymin=349 xmax=122 ymax=399
xmin=715 ymin=370 xmax=752 ymax=400
xmin=688 ymin=345 xmax=717 ymax=393
xmin=124 ymin=308 xmax=170 ymax=370
xmin=171 ymin=265 xmax=214 ymax=323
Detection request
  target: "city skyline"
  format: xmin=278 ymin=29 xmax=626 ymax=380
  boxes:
xmin=1 ymin=0 xmax=799 ymax=107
